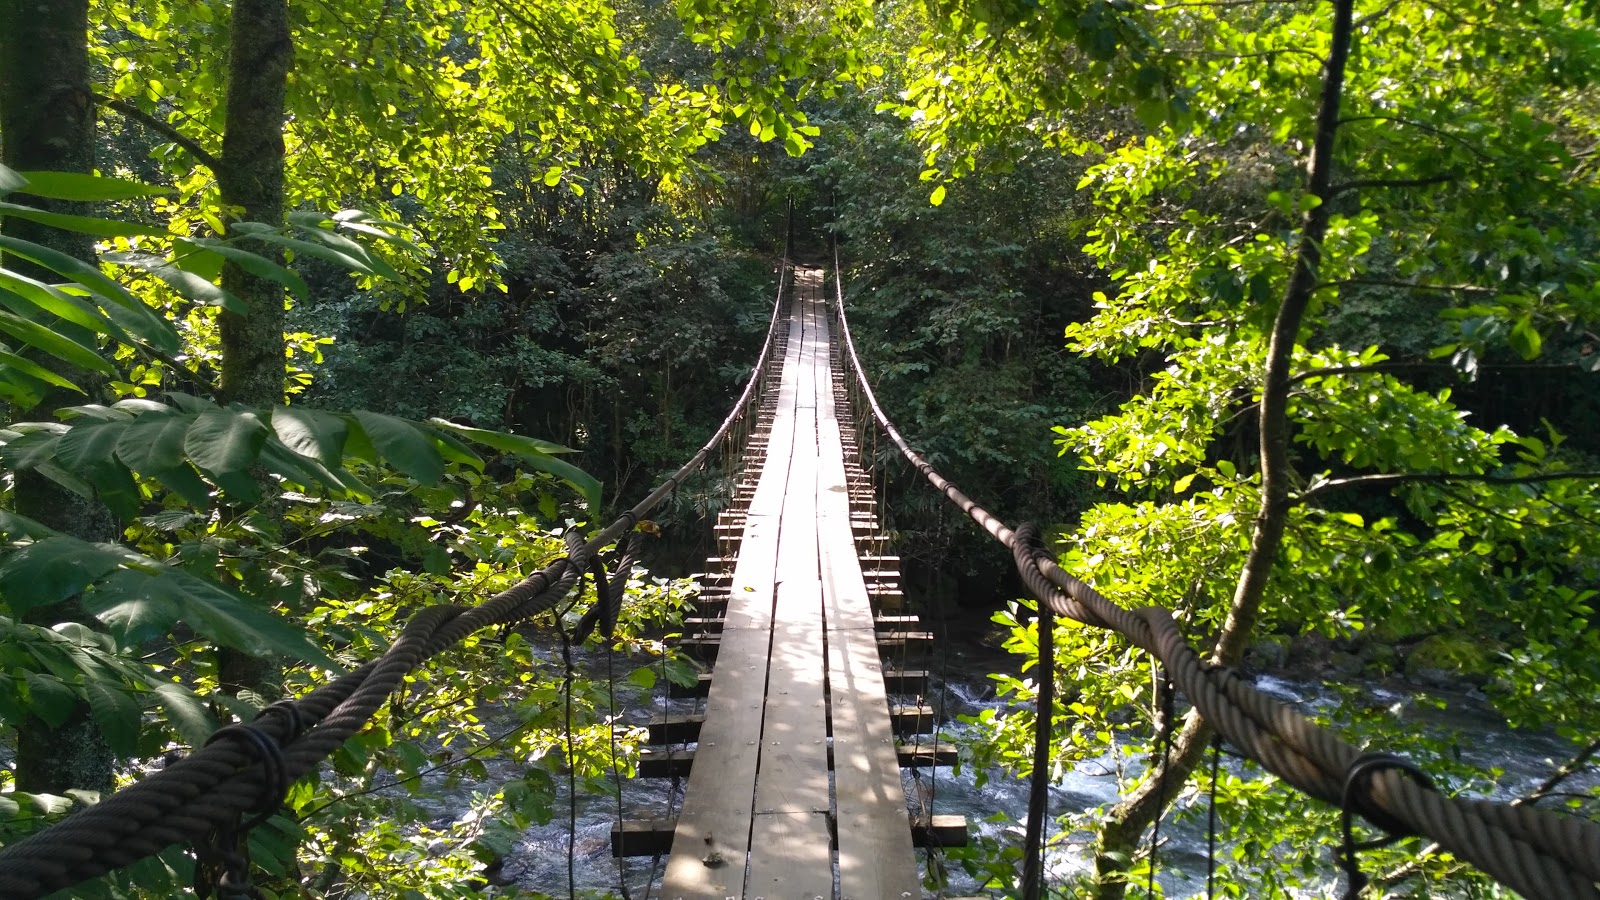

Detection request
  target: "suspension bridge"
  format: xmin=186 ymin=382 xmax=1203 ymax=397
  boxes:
xmin=0 ymin=245 xmax=1598 ymax=900
xmin=608 ymin=267 xmax=954 ymax=899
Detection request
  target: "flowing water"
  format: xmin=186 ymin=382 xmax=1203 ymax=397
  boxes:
xmin=424 ymin=640 xmax=1595 ymax=899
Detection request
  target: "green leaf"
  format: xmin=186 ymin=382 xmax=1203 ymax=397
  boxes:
xmin=432 ymin=420 xmax=598 ymax=507
xmin=0 ymin=309 xmax=113 ymax=375
xmin=149 ymin=464 xmax=214 ymax=508
xmin=0 ymin=351 xmax=83 ymax=392
xmin=0 ymin=163 xmax=26 ymax=195
xmin=271 ymin=406 xmax=348 ymax=466
xmin=86 ymin=569 xmax=336 ymax=668
xmin=83 ymin=680 xmax=142 ymax=756
xmin=930 ymin=184 xmax=946 ymax=206
xmin=148 ymin=681 xmax=215 ymax=746
xmin=284 ymin=222 xmax=404 ymax=280
xmin=349 ymin=410 xmax=446 ymax=485
xmin=23 ymin=672 xmax=78 ymax=727
xmin=329 ymin=210 xmax=426 ymax=256
xmin=0 ymin=536 xmax=126 ymax=614
xmin=12 ymin=171 xmax=172 ymax=201
xmin=115 ymin=411 xmax=196 ymax=475
xmin=180 ymin=237 xmax=309 ymax=300
xmin=429 ymin=419 xmax=577 ymax=455
xmin=54 ymin=420 xmax=130 ymax=474
xmin=184 ymin=408 xmax=269 ymax=477
xmin=1509 ymin=316 xmax=1543 ymax=360
xmin=0 ymin=267 xmax=125 ymax=338
xmin=628 ymin=666 xmax=657 ymax=689
xmin=0 ymin=201 xmax=165 ymax=237
xmin=104 ymin=252 xmax=246 ymax=314
xmin=232 ymin=223 xmax=385 ymax=277
xmin=0 ymin=235 xmax=179 ymax=354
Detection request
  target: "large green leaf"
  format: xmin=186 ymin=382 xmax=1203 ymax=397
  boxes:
xmin=0 ymin=268 xmax=126 ymax=338
xmin=12 ymin=171 xmax=173 ymax=201
xmin=184 ymin=408 xmax=269 ymax=477
xmin=147 ymin=681 xmax=215 ymax=746
xmin=349 ymin=410 xmax=446 ymax=485
xmin=326 ymin=210 xmax=426 ymax=256
xmin=0 ymin=235 xmax=179 ymax=354
xmin=177 ymin=237 xmax=309 ymax=300
xmin=148 ymin=464 xmax=214 ymax=508
xmin=0 ymin=201 xmax=165 ymax=238
xmin=86 ymin=569 xmax=335 ymax=668
xmin=285 ymin=220 xmax=404 ymax=280
xmin=83 ymin=680 xmax=142 ymax=756
xmin=0 ymin=163 xmax=25 ymax=195
xmin=23 ymin=672 xmax=78 ymax=727
xmin=115 ymin=411 xmax=197 ymax=475
xmin=432 ymin=420 xmax=599 ymax=508
xmin=0 ymin=535 xmax=126 ymax=614
xmin=271 ymin=406 xmax=348 ymax=466
xmin=257 ymin=438 xmax=333 ymax=491
xmin=232 ymin=222 xmax=385 ymax=278
xmin=0 ymin=351 xmax=81 ymax=392
xmin=430 ymin=419 xmax=578 ymax=455
xmin=0 ymin=309 xmax=113 ymax=375
xmin=104 ymin=251 xmax=246 ymax=314
xmin=54 ymin=420 xmax=130 ymax=474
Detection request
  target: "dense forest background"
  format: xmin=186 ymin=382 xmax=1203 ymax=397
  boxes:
xmin=1 ymin=0 xmax=1598 ymax=896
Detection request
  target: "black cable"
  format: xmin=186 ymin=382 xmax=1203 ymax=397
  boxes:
xmin=1207 ymin=735 xmax=1222 ymax=900
xmin=1147 ymin=667 xmax=1176 ymax=900
xmin=1020 ymin=599 xmax=1054 ymax=900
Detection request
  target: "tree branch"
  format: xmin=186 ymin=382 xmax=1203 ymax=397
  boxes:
xmin=93 ymin=93 xmax=221 ymax=172
xmin=1287 ymin=360 xmax=1583 ymax=385
xmin=1299 ymin=470 xmax=1600 ymax=502
xmin=1316 ymin=277 xmax=1497 ymax=295
xmin=1327 ymin=173 xmax=1453 ymax=198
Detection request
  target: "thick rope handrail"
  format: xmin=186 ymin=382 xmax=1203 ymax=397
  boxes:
xmin=828 ymin=242 xmax=1600 ymax=899
xmin=0 ymin=252 xmax=794 ymax=900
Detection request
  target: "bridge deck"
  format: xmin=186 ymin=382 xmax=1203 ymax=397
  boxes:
xmin=660 ymin=270 xmax=920 ymax=899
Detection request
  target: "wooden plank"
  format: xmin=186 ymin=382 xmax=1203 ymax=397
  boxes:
xmin=745 ymin=812 xmax=833 ymax=900
xmin=750 ymin=582 xmax=828 ymax=815
xmin=813 ymin=294 xmax=922 ymax=900
xmin=660 ymin=314 xmax=801 ymax=899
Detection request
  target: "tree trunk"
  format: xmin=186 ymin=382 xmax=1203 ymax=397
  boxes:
xmin=0 ymin=0 xmax=116 ymax=795
xmin=1088 ymin=0 xmax=1357 ymax=894
xmin=217 ymin=0 xmax=291 ymax=410
xmin=215 ymin=0 xmax=292 ymax=700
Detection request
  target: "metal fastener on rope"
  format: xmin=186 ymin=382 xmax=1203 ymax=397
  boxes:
xmin=1340 ymin=752 xmax=1436 ymax=899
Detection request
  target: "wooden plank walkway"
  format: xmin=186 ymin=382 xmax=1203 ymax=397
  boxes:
xmin=657 ymin=268 xmax=922 ymax=900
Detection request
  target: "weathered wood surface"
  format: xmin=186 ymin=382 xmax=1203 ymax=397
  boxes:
xmin=660 ymin=269 xmax=918 ymax=899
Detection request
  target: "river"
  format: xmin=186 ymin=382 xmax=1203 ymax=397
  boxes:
xmin=433 ymin=632 xmax=1595 ymax=899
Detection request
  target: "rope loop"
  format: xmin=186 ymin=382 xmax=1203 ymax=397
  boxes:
xmin=194 ymin=714 xmax=297 ymax=900
xmin=203 ymin=722 xmax=289 ymax=832
xmin=1339 ymin=752 xmax=1436 ymax=899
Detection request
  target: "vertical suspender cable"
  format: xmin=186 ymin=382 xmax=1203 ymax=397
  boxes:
xmin=1021 ymin=600 xmax=1054 ymax=900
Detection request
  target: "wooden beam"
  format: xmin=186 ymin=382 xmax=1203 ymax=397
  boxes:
xmin=612 ymin=813 xmax=969 ymax=856
xmin=637 ymin=741 xmax=960 ymax=777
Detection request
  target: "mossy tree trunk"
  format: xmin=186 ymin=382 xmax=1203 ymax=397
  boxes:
xmin=214 ymin=0 xmax=293 ymax=700
xmin=0 ymin=0 xmax=116 ymax=795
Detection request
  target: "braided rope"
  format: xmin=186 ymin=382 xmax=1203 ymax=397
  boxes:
xmin=828 ymin=245 xmax=1600 ymax=899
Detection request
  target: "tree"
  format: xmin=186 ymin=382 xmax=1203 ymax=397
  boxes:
xmin=884 ymin=0 xmax=1600 ymax=893
xmin=0 ymin=0 xmax=118 ymax=796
